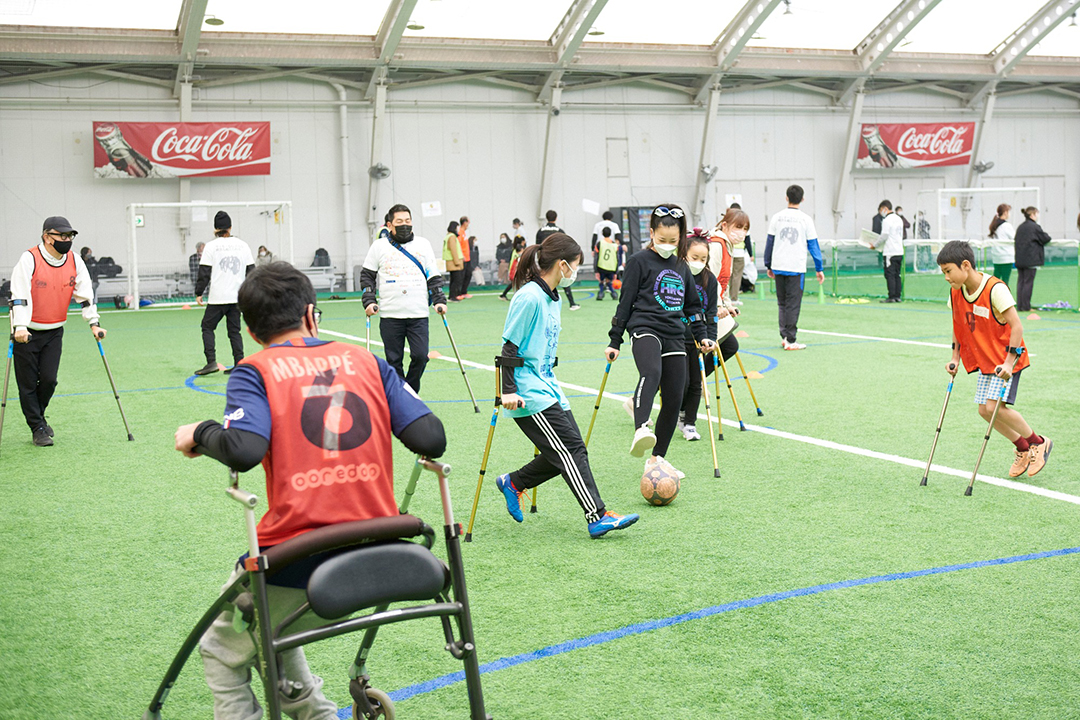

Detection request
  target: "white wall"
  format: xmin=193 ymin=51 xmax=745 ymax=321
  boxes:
xmin=1 ymin=75 xmax=1078 ymax=282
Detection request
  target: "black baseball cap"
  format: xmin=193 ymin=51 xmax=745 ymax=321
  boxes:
xmin=42 ymin=216 xmax=77 ymax=235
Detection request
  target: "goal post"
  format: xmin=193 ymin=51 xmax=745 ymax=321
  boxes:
xmin=124 ymin=200 xmax=293 ymax=310
xmin=913 ymin=186 xmax=1040 ymax=245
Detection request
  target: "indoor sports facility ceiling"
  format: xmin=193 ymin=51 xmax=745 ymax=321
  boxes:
xmin=2 ymin=0 xmax=1080 ymax=103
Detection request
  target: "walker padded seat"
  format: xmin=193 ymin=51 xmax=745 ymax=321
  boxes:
xmin=306 ymin=541 xmax=450 ymax=619
xmin=262 ymin=515 xmax=428 ymax=581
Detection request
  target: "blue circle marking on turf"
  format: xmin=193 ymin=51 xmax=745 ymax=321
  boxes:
xmin=336 ymin=545 xmax=1080 ymax=714
xmin=185 ymin=375 xmax=227 ymax=396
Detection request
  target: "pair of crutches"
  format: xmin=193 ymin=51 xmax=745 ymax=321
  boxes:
xmin=920 ymin=363 xmax=1007 ymax=496
xmin=0 ymin=328 xmax=132 ymax=455
xmin=364 ymin=310 xmax=479 ymax=413
xmin=465 ymin=356 xmax=537 ymax=542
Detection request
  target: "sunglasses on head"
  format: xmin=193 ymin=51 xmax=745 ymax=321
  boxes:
xmin=654 ymin=206 xmax=684 ymax=219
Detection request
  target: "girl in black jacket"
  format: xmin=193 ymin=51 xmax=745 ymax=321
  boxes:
xmin=605 ymin=203 xmax=715 ymax=478
xmin=1014 ymin=206 xmax=1052 ymax=312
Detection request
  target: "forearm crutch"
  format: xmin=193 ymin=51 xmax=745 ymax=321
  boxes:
xmin=365 ymin=315 xmax=371 ymax=350
xmin=441 ymin=314 xmax=479 ymax=413
xmin=530 ymin=447 xmax=539 ymax=514
xmin=711 ymin=351 xmax=725 ymax=441
xmin=697 ymin=345 xmax=721 ymax=478
xmin=964 ymin=381 xmax=1009 ymax=497
xmin=97 ymin=338 xmax=134 ymax=441
xmin=0 ymin=334 xmax=12 ymax=457
xmin=920 ymin=369 xmax=955 ymax=487
xmin=464 ymin=356 xmax=523 ymax=541
xmin=584 ymin=361 xmax=612 ymax=448
xmin=716 ymin=353 xmax=745 ymax=431
xmin=734 ymin=352 xmax=764 ymax=416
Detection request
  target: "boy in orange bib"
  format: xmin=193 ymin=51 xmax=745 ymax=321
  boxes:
xmin=937 ymin=241 xmax=1051 ymax=478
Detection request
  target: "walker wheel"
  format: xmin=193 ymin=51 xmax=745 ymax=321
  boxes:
xmin=353 ymin=687 xmax=395 ymax=720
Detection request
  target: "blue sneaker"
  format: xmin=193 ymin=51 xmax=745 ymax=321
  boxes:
xmin=588 ymin=511 xmax=640 ymax=538
xmin=496 ymin=474 xmax=524 ymax=523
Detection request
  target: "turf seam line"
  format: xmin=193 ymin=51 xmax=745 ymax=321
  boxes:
xmin=336 ymin=545 xmax=1080 ymax=712
xmin=319 ymin=327 xmax=1080 ymax=507
xmin=799 ymin=329 xmax=951 ymax=348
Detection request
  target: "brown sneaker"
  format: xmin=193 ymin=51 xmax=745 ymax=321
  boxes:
xmin=1027 ymin=438 xmax=1053 ymax=477
xmin=1008 ymin=448 xmax=1032 ymax=477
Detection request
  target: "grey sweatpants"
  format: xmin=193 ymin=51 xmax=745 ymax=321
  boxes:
xmin=199 ymin=563 xmax=339 ymax=720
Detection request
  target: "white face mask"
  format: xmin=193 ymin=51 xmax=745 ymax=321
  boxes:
xmin=559 ymin=261 xmax=579 ymax=288
xmin=688 ymin=260 xmax=706 ymax=275
xmin=654 ymin=243 xmax=678 ymax=259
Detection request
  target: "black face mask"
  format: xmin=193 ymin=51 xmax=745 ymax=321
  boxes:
xmin=393 ymin=225 xmax=413 ymax=243
xmin=52 ymin=239 xmax=73 ymax=255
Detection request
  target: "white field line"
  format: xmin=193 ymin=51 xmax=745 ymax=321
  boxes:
xmin=799 ymin=329 xmax=950 ymax=349
xmin=321 ymin=328 xmax=1080 ymax=508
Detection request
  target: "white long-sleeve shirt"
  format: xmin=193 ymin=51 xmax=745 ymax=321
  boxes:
xmin=9 ymin=242 xmax=99 ymax=331
xmin=990 ymin=220 xmax=1015 ymax=264
xmin=880 ymin=212 xmax=905 ymax=258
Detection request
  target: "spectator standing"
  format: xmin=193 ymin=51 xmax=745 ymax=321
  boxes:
xmin=726 ymin=202 xmax=753 ymax=304
xmin=872 ymin=205 xmax=886 ymax=236
xmin=878 ymin=200 xmax=905 ymax=303
xmin=512 ymin=218 xmax=526 ymax=244
xmin=80 ymin=246 xmax=99 ymax=300
xmin=457 ymin=216 xmax=472 ymax=299
xmin=189 ymin=241 xmax=205 ymax=284
xmin=496 ymin=233 xmax=513 ymax=285
xmin=895 ymin=206 xmax=911 ymax=240
xmin=1014 ymin=206 xmax=1052 ymax=312
xmin=255 ymin=245 xmax=274 ymax=267
xmin=916 ymin=211 xmax=931 ymax=240
xmin=499 ymin=236 xmax=527 ymax=301
xmin=443 ymin=220 xmax=465 ymax=302
xmin=537 ymin=209 xmax=579 ymax=310
xmin=764 ymin=185 xmax=824 ymax=350
xmin=989 ymin=204 xmax=1016 ymax=284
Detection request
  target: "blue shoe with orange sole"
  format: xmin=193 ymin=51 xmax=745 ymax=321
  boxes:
xmin=588 ymin=511 xmax=640 ymax=538
xmin=496 ymin=474 xmax=525 ymax=522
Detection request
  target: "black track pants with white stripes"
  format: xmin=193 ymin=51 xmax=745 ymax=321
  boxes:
xmin=510 ymin=405 xmax=605 ymax=524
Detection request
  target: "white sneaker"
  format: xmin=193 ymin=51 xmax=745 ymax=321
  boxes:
xmin=569 ymin=304 xmax=581 ymax=311
xmin=732 ymin=300 xmax=744 ymax=307
xmin=682 ymin=424 xmax=701 ymax=441
xmin=623 ymin=396 xmax=635 ymax=419
xmin=784 ymin=341 xmax=806 ymax=351
xmin=630 ymin=425 xmax=657 ymax=457
xmin=647 ymin=455 xmax=686 ymax=479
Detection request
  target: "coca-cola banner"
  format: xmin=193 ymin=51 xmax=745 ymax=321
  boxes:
xmin=856 ymin=122 xmax=975 ymax=169
xmin=92 ymin=121 xmax=270 ymax=179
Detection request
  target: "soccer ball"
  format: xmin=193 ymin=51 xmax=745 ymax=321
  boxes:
xmin=640 ymin=465 xmax=680 ymax=506
xmin=612 ymin=279 xmax=622 ymax=290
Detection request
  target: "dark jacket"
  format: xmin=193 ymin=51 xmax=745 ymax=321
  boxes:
xmin=1014 ymin=218 xmax=1052 ymax=269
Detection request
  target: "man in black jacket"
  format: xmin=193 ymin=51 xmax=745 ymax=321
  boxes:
xmin=1014 ymin=207 xmax=1052 ymax=312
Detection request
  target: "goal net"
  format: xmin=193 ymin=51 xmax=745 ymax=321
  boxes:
xmin=116 ymin=201 xmax=293 ymax=309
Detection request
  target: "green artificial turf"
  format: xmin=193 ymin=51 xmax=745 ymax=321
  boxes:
xmin=1 ymin=288 xmax=1077 ymax=719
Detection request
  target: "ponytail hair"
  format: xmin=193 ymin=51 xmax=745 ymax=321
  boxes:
xmin=989 ymin=204 xmax=1010 ymax=238
xmin=513 ymin=232 xmax=583 ymax=291
xmin=649 ymin=202 xmax=687 ymax=255
xmin=682 ymin=227 xmax=714 ymax=279
xmin=1021 ymin=206 xmax=1038 ymax=221
xmin=711 ymin=207 xmax=750 ymax=237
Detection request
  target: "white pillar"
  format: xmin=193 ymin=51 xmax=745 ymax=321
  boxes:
xmin=330 ymin=83 xmax=354 ymax=289
xmin=366 ymin=83 xmax=388 ymax=246
xmin=832 ymin=87 xmax=866 ymax=229
xmin=692 ymin=84 xmax=721 ymax=226
xmin=537 ymin=86 xmax=562 ymax=224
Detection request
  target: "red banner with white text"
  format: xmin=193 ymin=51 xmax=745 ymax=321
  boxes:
xmin=92 ymin=121 xmax=270 ymax=179
xmin=856 ymin=122 xmax=975 ymax=169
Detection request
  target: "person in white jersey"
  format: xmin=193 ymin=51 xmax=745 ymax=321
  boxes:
xmin=591 ymin=210 xmax=623 ymax=277
xmin=989 ymin=203 xmax=1016 ymax=285
xmin=194 ymin=211 xmax=255 ymax=375
xmin=763 ymin=184 xmax=823 ymax=350
xmin=361 ymin=203 xmax=448 ymax=393
xmin=877 ymin=199 xmax=905 ymax=303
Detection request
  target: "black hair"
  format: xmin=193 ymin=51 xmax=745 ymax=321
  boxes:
xmin=936 ymin=240 xmax=975 ymax=269
xmin=684 ymin=230 xmax=715 ymax=281
xmin=447 ymin=221 xmax=459 ymax=234
xmin=649 ymin=202 xmax=687 ymax=257
xmin=80 ymin=246 xmax=91 ymax=257
xmin=387 ymin=203 xmax=411 ymax=223
xmin=879 ymin=199 xmax=893 ymax=211
xmin=545 ymin=209 xmax=557 ymax=223
xmin=460 ymin=215 xmax=469 ymax=225
xmin=238 ymin=262 xmax=317 ymax=344
xmin=513 ymin=233 xmax=582 ymax=291
xmin=729 ymin=202 xmax=741 ymax=210
xmin=513 ymin=217 xmax=522 ymax=225
xmin=786 ymin=185 xmax=804 ymax=205
xmin=602 ymin=226 xmax=612 ymax=237
xmin=602 ymin=211 xmax=613 ymax=221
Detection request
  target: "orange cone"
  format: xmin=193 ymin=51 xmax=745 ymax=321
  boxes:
xmin=1027 ymin=313 xmax=1041 ymax=320
xmin=747 ymin=371 xmax=764 ymax=380
xmin=735 ymin=330 xmax=749 ymax=338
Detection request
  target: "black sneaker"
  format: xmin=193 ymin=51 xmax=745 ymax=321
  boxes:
xmin=224 ymin=363 xmax=243 ymax=375
xmin=44 ymin=422 xmax=54 ymax=437
xmin=194 ymin=362 xmax=219 ymax=376
xmin=33 ymin=427 xmax=54 ymax=447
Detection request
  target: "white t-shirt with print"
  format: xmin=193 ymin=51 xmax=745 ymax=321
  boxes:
xmin=200 ymin=235 xmax=255 ymax=305
xmin=766 ymin=207 xmax=818 ymax=274
xmin=362 ymin=235 xmax=437 ymax=319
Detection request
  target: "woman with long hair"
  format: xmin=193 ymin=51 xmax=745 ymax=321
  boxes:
xmin=494 ymin=233 xmax=639 ymax=538
xmin=606 ymin=203 xmax=715 ymax=478
xmin=1014 ymin=206 xmax=1052 ymax=312
xmin=989 ymin=204 xmax=1015 ymax=284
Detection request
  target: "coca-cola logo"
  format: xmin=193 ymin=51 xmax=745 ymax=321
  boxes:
xmin=151 ymin=126 xmax=258 ymax=163
xmin=897 ymin=126 xmax=969 ymax=156
xmin=94 ymin=123 xmax=117 ymax=139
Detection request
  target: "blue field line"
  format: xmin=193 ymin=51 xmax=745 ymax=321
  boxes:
xmin=185 ymin=375 xmax=227 ymax=396
xmin=335 ymin=545 xmax=1080 ymax=713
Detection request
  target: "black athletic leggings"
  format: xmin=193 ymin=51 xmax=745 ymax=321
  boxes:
xmin=682 ymin=335 xmax=739 ymax=423
xmin=630 ymin=331 xmax=686 ymax=458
